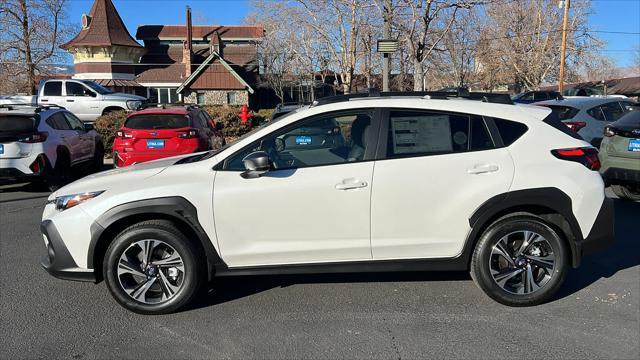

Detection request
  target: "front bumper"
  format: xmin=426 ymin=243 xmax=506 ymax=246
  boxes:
xmin=579 ymin=197 xmax=615 ymax=259
xmin=40 ymin=220 xmax=96 ymax=282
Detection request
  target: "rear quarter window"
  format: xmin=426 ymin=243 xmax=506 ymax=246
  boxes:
xmin=541 ymin=112 xmax=583 ymax=140
xmin=493 ymin=118 xmax=529 ymax=146
xmin=124 ymin=114 xmax=190 ymax=129
xmin=543 ymin=105 xmax=579 ymax=120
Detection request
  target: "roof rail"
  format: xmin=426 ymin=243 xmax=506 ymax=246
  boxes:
xmin=311 ymin=89 xmax=513 ymax=106
xmin=0 ymin=103 xmax=66 ymax=113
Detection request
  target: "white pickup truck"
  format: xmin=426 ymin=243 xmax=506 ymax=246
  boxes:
xmin=0 ymin=79 xmax=146 ymax=122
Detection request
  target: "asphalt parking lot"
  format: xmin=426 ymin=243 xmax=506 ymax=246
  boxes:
xmin=0 ymin=183 xmax=638 ymax=359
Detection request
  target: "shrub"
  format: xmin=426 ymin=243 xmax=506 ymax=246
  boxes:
xmin=203 ymin=106 xmax=271 ymax=143
xmin=94 ymin=110 xmax=127 ymax=156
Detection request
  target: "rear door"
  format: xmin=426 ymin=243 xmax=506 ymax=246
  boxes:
xmin=47 ymin=112 xmax=82 ymax=163
xmin=39 ymin=81 xmax=64 ymax=107
xmin=0 ymin=115 xmax=38 ymax=160
xmin=124 ymin=114 xmax=191 ymax=153
xmin=62 ymin=112 xmax=93 ymax=163
xmin=370 ymin=109 xmax=515 ymax=260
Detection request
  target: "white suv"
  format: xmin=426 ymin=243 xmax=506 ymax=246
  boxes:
xmin=0 ymin=104 xmax=103 ymax=190
xmin=40 ymin=93 xmax=614 ymax=314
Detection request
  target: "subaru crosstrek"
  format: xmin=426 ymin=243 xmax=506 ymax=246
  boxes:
xmin=41 ymin=93 xmax=614 ymax=314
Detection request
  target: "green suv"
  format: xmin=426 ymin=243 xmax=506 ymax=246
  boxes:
xmin=600 ymin=110 xmax=640 ymax=201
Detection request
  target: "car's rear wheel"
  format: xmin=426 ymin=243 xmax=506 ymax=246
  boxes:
xmin=611 ymin=185 xmax=640 ymax=201
xmin=103 ymin=220 xmax=205 ymax=314
xmin=470 ymin=215 xmax=567 ymax=306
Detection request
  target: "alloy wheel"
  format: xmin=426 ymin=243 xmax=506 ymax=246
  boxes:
xmin=117 ymin=239 xmax=185 ymax=304
xmin=489 ymin=230 xmax=556 ymax=295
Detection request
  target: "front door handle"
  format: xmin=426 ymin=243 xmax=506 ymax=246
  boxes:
xmin=335 ymin=178 xmax=368 ymax=190
xmin=66 ymin=99 xmax=74 ymax=102
xmin=467 ymin=164 xmax=499 ymax=175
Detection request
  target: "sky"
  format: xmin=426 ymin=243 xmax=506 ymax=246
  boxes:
xmin=67 ymin=0 xmax=640 ymax=67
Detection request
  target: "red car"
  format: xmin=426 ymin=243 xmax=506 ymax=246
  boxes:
xmin=113 ymin=105 xmax=224 ymax=167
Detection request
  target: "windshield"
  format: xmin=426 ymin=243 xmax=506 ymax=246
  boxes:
xmin=81 ymin=80 xmax=113 ymax=95
xmin=125 ymin=114 xmax=190 ymax=129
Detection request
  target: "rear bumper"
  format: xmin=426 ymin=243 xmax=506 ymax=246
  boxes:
xmin=0 ymin=156 xmax=38 ymax=179
xmin=601 ymin=167 xmax=640 ymax=186
xmin=578 ymin=197 xmax=615 ymax=259
xmin=40 ymin=220 xmax=95 ymax=282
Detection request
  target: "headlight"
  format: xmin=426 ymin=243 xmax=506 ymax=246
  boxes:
xmin=126 ymin=100 xmax=142 ymax=110
xmin=46 ymin=191 xmax=105 ymax=211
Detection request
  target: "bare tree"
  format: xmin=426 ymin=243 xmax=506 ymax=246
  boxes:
xmin=0 ymin=0 xmax=71 ymax=94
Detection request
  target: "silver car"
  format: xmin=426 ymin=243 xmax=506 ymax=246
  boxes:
xmin=535 ymin=96 xmax=638 ymax=146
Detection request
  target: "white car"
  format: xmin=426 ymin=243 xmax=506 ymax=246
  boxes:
xmin=535 ymin=96 xmax=638 ymax=146
xmin=0 ymin=104 xmax=104 ymax=190
xmin=40 ymin=93 xmax=613 ymax=314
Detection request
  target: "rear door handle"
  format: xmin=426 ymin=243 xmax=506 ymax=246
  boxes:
xmin=335 ymin=178 xmax=368 ymax=190
xmin=66 ymin=99 xmax=74 ymax=102
xmin=467 ymin=164 xmax=499 ymax=175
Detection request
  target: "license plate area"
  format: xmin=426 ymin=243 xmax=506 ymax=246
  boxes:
xmin=147 ymin=140 xmax=165 ymax=149
xmin=295 ymin=136 xmax=312 ymax=145
xmin=628 ymin=139 xmax=640 ymax=152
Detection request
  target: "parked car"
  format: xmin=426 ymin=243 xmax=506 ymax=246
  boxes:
xmin=112 ymin=105 xmax=224 ymax=167
xmin=600 ymin=110 xmax=640 ymax=201
xmin=535 ymin=96 xmax=638 ymax=146
xmin=511 ymin=91 xmax=561 ymax=104
xmin=0 ymin=104 xmax=103 ymax=191
xmin=40 ymin=92 xmax=613 ymax=314
xmin=270 ymin=103 xmax=306 ymax=120
xmin=9 ymin=79 xmax=146 ymax=122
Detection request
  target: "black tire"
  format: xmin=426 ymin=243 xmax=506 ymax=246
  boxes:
xmin=103 ymin=220 xmax=205 ymax=315
xmin=611 ymin=185 xmax=640 ymax=201
xmin=470 ymin=214 xmax=567 ymax=306
xmin=92 ymin=143 xmax=104 ymax=172
xmin=45 ymin=151 xmax=71 ymax=192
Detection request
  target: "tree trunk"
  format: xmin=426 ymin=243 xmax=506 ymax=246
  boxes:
xmin=19 ymin=0 xmax=35 ymax=95
xmin=413 ymin=59 xmax=424 ymax=91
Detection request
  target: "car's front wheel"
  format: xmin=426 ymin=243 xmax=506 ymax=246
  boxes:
xmin=103 ymin=220 xmax=205 ymax=314
xmin=470 ymin=215 xmax=567 ymax=306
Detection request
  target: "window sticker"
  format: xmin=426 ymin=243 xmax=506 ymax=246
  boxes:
xmin=391 ymin=115 xmax=453 ymax=154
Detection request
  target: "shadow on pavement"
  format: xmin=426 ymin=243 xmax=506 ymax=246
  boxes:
xmin=557 ymin=198 xmax=640 ymax=299
xmin=193 ymin=198 xmax=639 ymax=310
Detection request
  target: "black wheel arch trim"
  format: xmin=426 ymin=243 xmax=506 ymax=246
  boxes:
xmin=466 ymin=187 xmax=586 ymax=268
xmin=88 ymin=196 xmax=224 ymax=281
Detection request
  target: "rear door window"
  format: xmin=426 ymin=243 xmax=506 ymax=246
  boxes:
xmin=533 ymin=92 xmax=549 ymax=101
xmin=600 ymin=102 xmax=626 ymax=122
xmin=43 ymin=81 xmax=62 ymax=96
xmin=124 ymin=114 xmax=190 ymax=129
xmin=384 ymin=110 xmax=494 ymax=158
xmin=46 ymin=113 xmax=71 ymax=130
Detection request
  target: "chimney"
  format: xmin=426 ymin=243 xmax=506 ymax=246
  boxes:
xmin=183 ymin=6 xmax=193 ymax=77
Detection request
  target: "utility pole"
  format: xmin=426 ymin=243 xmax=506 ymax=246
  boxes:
xmin=382 ymin=0 xmax=392 ymax=92
xmin=558 ymin=0 xmax=570 ymax=94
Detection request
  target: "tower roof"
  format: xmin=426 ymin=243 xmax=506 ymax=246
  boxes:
xmin=61 ymin=0 xmax=142 ymax=49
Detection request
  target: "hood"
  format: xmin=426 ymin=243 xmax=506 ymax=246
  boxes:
xmin=49 ymin=154 xmax=191 ymax=200
xmin=103 ymin=93 xmax=146 ymax=101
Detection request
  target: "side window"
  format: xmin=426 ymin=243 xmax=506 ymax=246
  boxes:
xmin=65 ymin=82 xmax=87 ymax=97
xmin=43 ymin=81 xmax=62 ymax=96
xmin=385 ymin=110 xmax=494 ymax=158
xmin=520 ymin=92 xmax=534 ymax=101
xmin=587 ymin=106 xmax=606 ymax=121
xmin=600 ymin=102 xmax=625 ymax=122
xmin=493 ymin=118 xmax=529 ymax=146
xmin=620 ymin=101 xmax=639 ymax=113
xmin=197 ymin=112 xmax=209 ymax=128
xmin=533 ymin=92 xmax=548 ymax=101
xmin=63 ymin=112 xmax=85 ymax=131
xmin=46 ymin=113 xmax=71 ymax=130
xmin=224 ymin=110 xmax=374 ymax=171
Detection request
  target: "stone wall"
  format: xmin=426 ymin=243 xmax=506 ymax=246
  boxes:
xmin=183 ymin=90 xmax=248 ymax=105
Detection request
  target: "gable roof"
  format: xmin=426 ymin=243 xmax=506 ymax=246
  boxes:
xmin=136 ymin=25 xmax=264 ymax=40
xmin=176 ymin=51 xmax=254 ymax=94
xmin=61 ymin=0 xmax=142 ymax=49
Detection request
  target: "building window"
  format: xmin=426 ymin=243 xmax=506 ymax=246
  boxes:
xmin=149 ymin=87 xmax=179 ymax=104
xmin=197 ymin=92 xmax=206 ymax=105
xmin=227 ymin=92 xmax=238 ymax=105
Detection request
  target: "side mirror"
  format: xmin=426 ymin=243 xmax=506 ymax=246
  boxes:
xmin=84 ymin=89 xmax=96 ymax=97
xmin=240 ymin=151 xmax=270 ymax=179
xmin=84 ymin=123 xmax=95 ymax=131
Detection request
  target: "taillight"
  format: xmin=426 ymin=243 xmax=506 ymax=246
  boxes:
xmin=603 ymin=126 xmax=616 ymax=137
xmin=178 ymin=129 xmax=198 ymax=139
xmin=116 ymin=130 xmax=133 ymax=139
xmin=564 ymin=121 xmax=586 ymax=132
xmin=551 ymin=147 xmax=601 ymax=171
xmin=18 ymin=132 xmax=48 ymax=143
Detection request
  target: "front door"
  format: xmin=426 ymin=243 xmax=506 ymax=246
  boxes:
xmin=370 ymin=109 xmax=515 ymax=260
xmin=213 ymin=109 xmax=379 ymax=267
xmin=63 ymin=81 xmax=99 ymax=120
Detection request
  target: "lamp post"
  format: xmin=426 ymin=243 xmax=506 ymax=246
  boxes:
xmin=558 ymin=0 xmax=570 ymax=94
xmin=377 ymin=39 xmax=398 ymax=92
